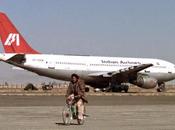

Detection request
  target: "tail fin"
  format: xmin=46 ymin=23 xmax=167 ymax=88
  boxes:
xmin=0 ymin=12 xmax=39 ymax=54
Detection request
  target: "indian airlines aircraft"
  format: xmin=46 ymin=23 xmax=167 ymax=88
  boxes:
xmin=0 ymin=12 xmax=175 ymax=92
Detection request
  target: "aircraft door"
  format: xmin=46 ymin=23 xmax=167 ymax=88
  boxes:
xmin=48 ymin=61 xmax=55 ymax=69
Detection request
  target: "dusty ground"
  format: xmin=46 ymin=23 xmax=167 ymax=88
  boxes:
xmin=0 ymin=95 xmax=175 ymax=130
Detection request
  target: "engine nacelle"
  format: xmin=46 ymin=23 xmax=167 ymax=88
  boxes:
xmin=135 ymin=76 xmax=158 ymax=89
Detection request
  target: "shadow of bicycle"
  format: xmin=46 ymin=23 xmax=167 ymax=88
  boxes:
xmin=55 ymin=122 xmax=79 ymax=126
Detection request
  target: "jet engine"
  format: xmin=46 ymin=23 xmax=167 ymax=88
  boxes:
xmin=134 ymin=75 xmax=158 ymax=89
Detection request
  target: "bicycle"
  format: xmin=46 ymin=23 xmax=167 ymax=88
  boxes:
xmin=62 ymin=95 xmax=86 ymax=125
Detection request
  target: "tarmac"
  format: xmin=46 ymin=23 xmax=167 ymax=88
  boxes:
xmin=0 ymin=95 xmax=175 ymax=130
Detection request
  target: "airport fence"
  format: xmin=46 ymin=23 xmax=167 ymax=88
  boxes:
xmin=0 ymin=83 xmax=175 ymax=95
xmin=0 ymin=83 xmax=69 ymax=94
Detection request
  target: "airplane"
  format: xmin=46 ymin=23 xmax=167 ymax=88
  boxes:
xmin=0 ymin=12 xmax=175 ymax=92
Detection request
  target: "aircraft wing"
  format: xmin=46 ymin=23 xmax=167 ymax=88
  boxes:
xmin=88 ymin=64 xmax=153 ymax=78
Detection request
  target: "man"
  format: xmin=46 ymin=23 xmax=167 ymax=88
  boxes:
xmin=66 ymin=73 xmax=88 ymax=120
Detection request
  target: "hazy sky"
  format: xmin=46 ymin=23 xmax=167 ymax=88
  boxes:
xmin=0 ymin=0 xmax=175 ymax=83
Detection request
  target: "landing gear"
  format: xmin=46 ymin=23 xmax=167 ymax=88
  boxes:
xmin=93 ymin=84 xmax=129 ymax=93
xmin=111 ymin=84 xmax=129 ymax=93
xmin=124 ymin=86 xmax=129 ymax=93
xmin=157 ymin=83 xmax=165 ymax=92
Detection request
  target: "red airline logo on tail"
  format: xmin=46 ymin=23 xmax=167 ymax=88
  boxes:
xmin=0 ymin=12 xmax=40 ymax=54
xmin=4 ymin=33 xmax=20 ymax=46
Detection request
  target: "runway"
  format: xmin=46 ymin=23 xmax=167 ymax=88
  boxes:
xmin=0 ymin=95 xmax=175 ymax=130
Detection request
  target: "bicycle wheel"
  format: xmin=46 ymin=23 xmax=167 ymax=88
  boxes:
xmin=62 ymin=105 xmax=72 ymax=125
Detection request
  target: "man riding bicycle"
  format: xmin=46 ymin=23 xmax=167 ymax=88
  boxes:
xmin=66 ymin=73 xmax=88 ymax=121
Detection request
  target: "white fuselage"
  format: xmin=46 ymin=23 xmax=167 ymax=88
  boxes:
xmin=1 ymin=53 xmax=175 ymax=87
xmin=24 ymin=54 xmax=175 ymax=73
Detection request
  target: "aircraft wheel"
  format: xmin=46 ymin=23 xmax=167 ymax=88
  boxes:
xmin=157 ymin=83 xmax=165 ymax=92
xmin=124 ymin=87 xmax=129 ymax=93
